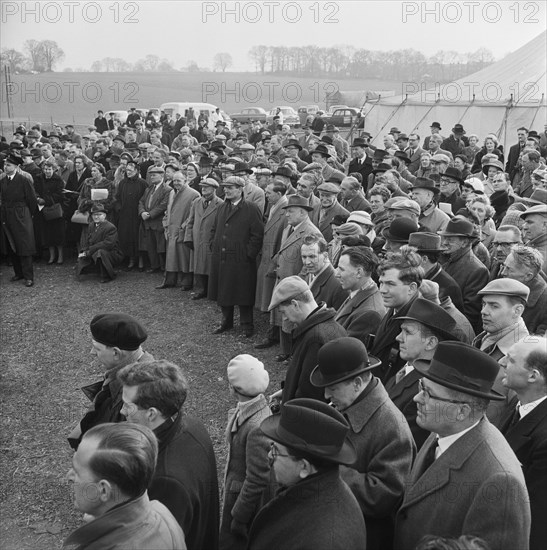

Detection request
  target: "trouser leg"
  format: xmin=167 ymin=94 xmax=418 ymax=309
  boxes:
xmin=239 ymin=305 xmax=253 ymax=328
xmin=220 ymin=306 xmax=235 ymax=328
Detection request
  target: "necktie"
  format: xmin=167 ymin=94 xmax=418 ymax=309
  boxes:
xmin=286 ymin=225 xmax=294 ymax=238
xmin=203 ymin=200 xmax=209 ymax=210
xmin=420 ymin=438 xmax=439 ymax=476
xmin=508 ymin=407 xmax=521 ymax=429
xmin=395 ymin=366 xmax=407 ymax=384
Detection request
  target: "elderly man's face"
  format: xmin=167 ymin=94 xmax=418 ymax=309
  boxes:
xmin=319 ymin=191 xmax=336 ymax=209
xmin=441 ymin=235 xmax=468 ymax=256
xmin=296 ymin=179 xmax=314 ymax=199
xmin=500 ymin=340 xmax=542 ymax=392
xmin=324 ymin=379 xmax=359 ymax=411
xmin=522 ymin=213 xmax=547 ymax=241
xmin=439 ymin=176 xmax=458 ymax=195
xmin=301 ymin=243 xmax=327 ymax=275
xmin=285 ymin=206 xmax=306 ymax=226
xmin=410 ymin=188 xmax=433 ymax=209
xmin=501 ymin=253 xmax=531 ymax=283
xmin=492 ymin=231 xmax=519 ymax=262
xmin=396 ymin=321 xmax=430 ymax=362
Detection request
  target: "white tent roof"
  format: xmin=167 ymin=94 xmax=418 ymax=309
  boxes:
xmin=362 ymin=31 xmax=546 ymax=147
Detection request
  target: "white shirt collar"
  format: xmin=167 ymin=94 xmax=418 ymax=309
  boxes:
xmin=518 ymin=395 xmax=547 ymax=419
xmin=436 ymin=420 xmax=480 ymax=459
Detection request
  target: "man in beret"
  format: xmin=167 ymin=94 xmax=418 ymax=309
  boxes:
xmin=394 ymin=342 xmax=530 ymax=550
xmin=268 ymin=276 xmax=346 ymax=404
xmin=118 ymin=360 xmax=219 ymax=550
xmin=439 ymin=216 xmax=489 ymax=333
xmin=67 ymin=313 xmax=153 ymax=450
xmin=138 ymin=166 xmax=171 ymax=273
xmin=473 ymin=278 xmax=530 ymax=427
xmin=221 ymin=355 xmax=272 ymax=549
xmin=208 ymin=176 xmax=264 ymax=337
xmin=499 ymin=336 xmax=547 ymax=550
xmin=248 ymin=398 xmax=367 ymax=550
xmin=311 ymin=337 xmax=415 ymax=550
xmin=502 ymin=245 xmax=547 ymax=334
xmin=1 ymin=154 xmax=38 ymax=287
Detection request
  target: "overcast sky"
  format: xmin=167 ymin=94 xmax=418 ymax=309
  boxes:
xmin=2 ymin=1 xmax=546 ymax=70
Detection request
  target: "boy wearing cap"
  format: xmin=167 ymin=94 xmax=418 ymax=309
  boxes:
xmin=248 ymin=398 xmax=367 ymax=550
xmin=310 ymin=337 xmax=414 ymax=550
xmin=221 ymin=355 xmax=272 ymax=549
xmin=394 ymin=342 xmax=530 ymax=550
xmin=1 ymin=154 xmax=38 ymax=286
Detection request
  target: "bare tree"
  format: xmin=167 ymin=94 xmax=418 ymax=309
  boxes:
xmin=249 ymin=45 xmax=268 ymax=74
xmin=40 ymin=40 xmax=64 ymax=71
xmin=213 ymin=52 xmax=233 ymax=72
xmin=24 ymin=39 xmax=44 ymax=72
xmin=0 ymin=48 xmax=26 ymax=72
xmin=90 ymin=60 xmax=103 ymax=72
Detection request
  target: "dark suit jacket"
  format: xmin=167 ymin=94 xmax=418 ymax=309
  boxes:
xmin=505 ymin=142 xmax=524 ymax=181
xmin=424 ymin=263 xmax=464 ymax=313
xmin=500 ymin=398 xmax=547 ymax=550
xmin=334 ymin=285 xmax=386 ymax=345
xmin=405 ymin=146 xmax=425 ymax=174
xmin=348 ymin=156 xmax=373 ymax=183
xmin=385 ymin=369 xmax=429 ymax=450
xmin=318 ymin=201 xmax=350 ymax=242
xmin=307 ymin=263 xmax=347 ymax=310
xmin=138 ymin=181 xmax=172 ymax=231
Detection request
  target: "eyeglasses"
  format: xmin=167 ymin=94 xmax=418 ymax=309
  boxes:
xmin=492 ymin=241 xmax=519 ymax=248
xmin=418 ymin=379 xmax=469 ymax=404
xmin=270 ymin=442 xmax=293 ymax=459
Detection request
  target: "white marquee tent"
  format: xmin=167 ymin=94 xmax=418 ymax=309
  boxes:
xmin=361 ymin=31 xmax=546 ymax=148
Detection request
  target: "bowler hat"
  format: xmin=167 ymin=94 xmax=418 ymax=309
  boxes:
xmin=430 ymin=122 xmax=442 ymax=129
xmin=268 ymin=276 xmax=310 ymax=311
xmin=414 ymin=341 xmax=504 ymax=400
xmin=438 ymin=216 xmax=474 ymax=237
xmin=310 ymin=144 xmax=331 ymax=158
xmin=373 ymin=162 xmax=391 ymax=175
xmin=390 ymin=127 xmax=401 ymax=133
xmin=90 ymin=313 xmax=147 ymax=351
xmin=478 ymin=279 xmax=530 ymax=302
xmin=260 ymin=398 xmax=357 ymax=465
xmin=282 ymin=195 xmax=314 ymax=212
xmin=382 ymin=218 xmax=420 ymax=243
xmin=442 ymin=166 xmax=464 ymax=185
xmin=321 ymin=135 xmax=333 ymax=146
xmin=396 ymin=298 xmax=458 ymax=341
xmin=408 ymin=232 xmax=442 ymax=252
xmin=310 ymin=337 xmax=381 ymax=387
xmin=411 ymin=177 xmax=440 ymax=195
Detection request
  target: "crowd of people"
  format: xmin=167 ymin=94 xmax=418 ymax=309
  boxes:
xmin=1 ymin=109 xmax=547 ymax=550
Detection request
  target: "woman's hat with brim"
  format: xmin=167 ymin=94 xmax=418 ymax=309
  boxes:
xmin=310 ymin=337 xmax=381 ymax=388
xmin=481 ymin=159 xmax=504 ymax=175
xmin=414 ymin=341 xmax=504 ymax=400
xmin=260 ymin=398 xmax=357 ymax=465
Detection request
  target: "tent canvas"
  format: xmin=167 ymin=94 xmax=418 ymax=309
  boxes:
xmin=360 ymin=31 xmax=546 ymax=148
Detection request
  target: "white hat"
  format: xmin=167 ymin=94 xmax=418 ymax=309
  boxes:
xmin=347 ymin=211 xmax=373 ymax=226
xmin=227 ymin=355 xmax=269 ymax=397
xmin=463 ymin=177 xmax=485 ymax=194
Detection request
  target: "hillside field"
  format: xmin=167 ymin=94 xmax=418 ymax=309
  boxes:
xmin=0 ymin=71 xmax=401 ymax=130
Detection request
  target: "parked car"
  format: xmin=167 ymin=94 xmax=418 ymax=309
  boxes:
xmin=159 ymin=102 xmax=226 ymax=130
xmin=297 ymin=105 xmax=320 ymax=126
xmin=266 ymin=106 xmax=300 ymax=127
xmin=106 ymin=110 xmax=128 ymax=124
xmin=328 ymin=107 xmax=362 ymax=128
xmin=230 ymin=107 xmax=268 ymax=124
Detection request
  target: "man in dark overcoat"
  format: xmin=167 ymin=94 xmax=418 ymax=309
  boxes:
xmin=1 ymin=154 xmax=37 ymax=286
xmin=208 ymin=176 xmax=264 ymax=337
xmin=118 ymin=360 xmax=220 ymax=550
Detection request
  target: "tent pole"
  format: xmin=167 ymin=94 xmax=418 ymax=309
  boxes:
xmin=372 ymin=97 xmax=408 ymax=142
xmin=496 ymin=95 xmax=513 ymax=148
xmin=528 ymin=93 xmax=545 ymax=130
xmin=409 ymin=98 xmax=441 ymax=136
xmin=457 ymin=95 xmax=475 ymax=126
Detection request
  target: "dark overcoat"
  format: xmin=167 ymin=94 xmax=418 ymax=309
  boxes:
xmin=500 ymin=398 xmax=547 ymax=550
xmin=523 ymin=276 xmax=547 ymax=335
xmin=35 ymin=174 xmax=65 ymax=246
xmin=78 ymin=220 xmax=124 ymax=278
xmin=115 ymin=174 xmax=147 ymax=257
xmin=308 ymin=263 xmax=347 ymax=310
xmin=208 ymin=199 xmax=264 ymax=307
xmin=220 ymin=395 xmax=272 ymax=550
xmin=342 ymin=377 xmax=415 ymax=550
xmin=334 ymin=284 xmax=386 ymax=345
xmin=394 ymin=417 xmax=531 ymax=550
xmin=150 ymin=413 xmax=220 ymax=550
xmin=424 ymin=262 xmax=465 ymax=313
xmin=247 ymin=469 xmax=367 ymax=550
xmin=282 ymin=306 xmax=346 ymax=403
xmin=0 ymin=173 xmax=37 ymax=255
xmin=185 ymin=195 xmax=223 ymax=276
xmin=318 ymin=201 xmax=350 ymax=243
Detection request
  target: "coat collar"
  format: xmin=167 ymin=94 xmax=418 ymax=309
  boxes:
xmin=336 ymin=284 xmax=379 ymax=318
xmin=526 ymin=275 xmax=547 ymax=307
xmin=387 ymin=368 xmax=420 ymax=400
xmin=505 ymin=397 xmax=547 ymax=450
xmin=343 ymin=377 xmax=388 ymax=433
xmin=278 ymin=218 xmax=315 ymax=252
xmin=292 ymin=304 xmax=335 ymax=339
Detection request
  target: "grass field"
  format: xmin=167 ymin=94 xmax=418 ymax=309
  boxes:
xmin=0 ymin=71 xmax=401 ymax=131
xmin=0 ymin=259 xmax=284 ymax=549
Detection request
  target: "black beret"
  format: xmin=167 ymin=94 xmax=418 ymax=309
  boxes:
xmin=90 ymin=313 xmax=147 ymax=351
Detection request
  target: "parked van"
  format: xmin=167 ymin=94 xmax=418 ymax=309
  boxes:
xmin=159 ymin=102 xmax=229 ymax=129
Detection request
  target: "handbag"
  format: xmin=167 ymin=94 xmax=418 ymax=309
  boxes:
xmin=71 ymin=210 xmax=90 ymax=224
xmin=42 ymin=203 xmax=63 ymax=221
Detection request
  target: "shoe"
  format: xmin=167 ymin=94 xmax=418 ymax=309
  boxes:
xmin=25 ymin=280 xmax=34 ymax=287
xmin=213 ymin=324 xmax=233 ymax=334
xmin=138 ymin=266 xmax=145 ymax=272
xmin=10 ymin=275 xmax=23 ymax=282
xmin=155 ymin=284 xmax=174 ymax=289
xmin=146 ymin=268 xmax=161 ymax=274
xmin=254 ymin=338 xmax=278 ymax=349
xmin=100 ymin=277 xmax=113 ymax=283
xmin=56 ymin=260 xmax=64 ymax=265
xmin=243 ymin=327 xmax=255 ymax=338
xmin=275 ymin=354 xmax=290 ymax=362
xmin=191 ymin=293 xmax=206 ymax=300
xmin=181 ymin=286 xmax=193 ymax=291
xmin=47 ymin=259 xmax=55 ymax=265
xmin=127 ymin=261 xmax=135 ymax=270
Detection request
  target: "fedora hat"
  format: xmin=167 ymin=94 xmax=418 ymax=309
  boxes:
xmin=442 ymin=166 xmax=464 ymax=185
xmin=438 ymin=215 xmax=474 ymax=237
xmin=321 ymin=135 xmax=334 ymax=146
xmin=310 ymin=337 xmax=381 ymax=388
xmin=373 ymin=149 xmax=389 ymax=160
xmin=260 ymin=398 xmax=357 ymax=465
xmin=382 ymin=218 xmax=420 ymax=243
xmin=310 ymin=143 xmax=331 ymax=158
xmin=284 ymin=139 xmax=302 ymax=151
xmin=451 ymin=124 xmax=466 ymax=134
xmin=396 ymin=298 xmax=458 ymax=341
xmin=282 ymin=194 xmax=314 ymax=212
xmin=373 ymin=162 xmax=391 ymax=175
xmin=430 ymin=122 xmax=442 ymax=129
xmin=408 ymin=231 xmax=442 ymax=252
xmin=520 ymin=187 xmax=547 ymax=206
xmin=411 ymin=177 xmax=440 ymax=195
xmin=414 ymin=341 xmax=504 ymax=400
xmin=394 ymin=150 xmax=411 ymax=164
xmin=351 ymin=137 xmax=367 ymax=148
xmin=232 ymin=161 xmax=253 ymax=175
xmin=273 ymin=165 xmax=294 ymax=179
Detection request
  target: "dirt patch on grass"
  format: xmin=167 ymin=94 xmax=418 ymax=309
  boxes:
xmin=0 ymin=261 xmax=284 ymax=548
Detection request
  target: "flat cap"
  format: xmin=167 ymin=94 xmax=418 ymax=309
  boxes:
xmin=431 ymin=153 xmax=450 ymax=163
xmin=239 ymin=143 xmax=255 ymax=151
xmin=317 ymin=182 xmax=340 ymax=194
xmin=387 ymin=198 xmax=420 ymax=216
xmin=222 ymin=175 xmax=246 ymax=187
xmin=478 ymin=279 xmax=529 ymax=302
xmin=199 ymin=177 xmax=219 ymax=188
xmin=90 ymin=313 xmax=148 ymax=351
xmin=227 ymin=354 xmax=269 ymax=397
xmin=268 ymin=276 xmax=310 ymax=311
xmin=148 ymin=166 xmax=165 ymax=174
